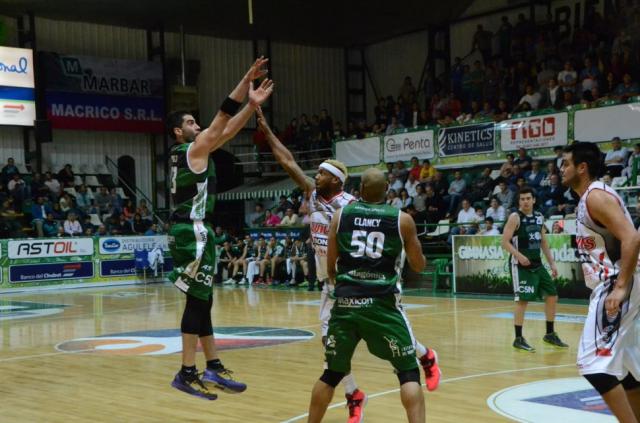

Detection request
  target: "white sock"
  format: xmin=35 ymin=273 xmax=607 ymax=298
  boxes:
xmin=342 ymin=373 xmax=358 ymax=395
xmin=415 ymin=341 xmax=427 ymax=358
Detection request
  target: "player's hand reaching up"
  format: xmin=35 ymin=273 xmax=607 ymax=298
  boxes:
xmin=244 ymin=56 xmax=269 ymax=82
xmin=249 ymin=79 xmax=274 ymax=107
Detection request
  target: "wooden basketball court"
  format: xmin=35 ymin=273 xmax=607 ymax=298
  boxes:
xmin=0 ymin=283 xmax=600 ymax=422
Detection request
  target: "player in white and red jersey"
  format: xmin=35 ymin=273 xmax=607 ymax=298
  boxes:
xmin=257 ymin=109 xmax=440 ymax=423
xmin=562 ymin=142 xmax=640 ymax=422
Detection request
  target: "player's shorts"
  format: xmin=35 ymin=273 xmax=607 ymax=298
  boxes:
xmin=324 ymin=294 xmax=418 ymax=373
xmin=511 ymin=263 xmax=557 ymax=302
xmin=167 ymin=220 xmax=216 ymax=301
xmin=577 ymin=275 xmax=640 ymax=380
xmin=320 ymin=282 xmax=334 ymax=337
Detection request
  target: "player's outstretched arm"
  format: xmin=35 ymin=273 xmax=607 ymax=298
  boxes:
xmin=190 ymin=57 xmax=271 ymax=164
xmin=400 ymin=212 xmax=426 ymax=272
xmin=257 ymin=108 xmax=314 ymax=194
xmin=587 ymin=190 xmax=640 ymax=312
xmin=326 ymin=208 xmax=342 ymax=282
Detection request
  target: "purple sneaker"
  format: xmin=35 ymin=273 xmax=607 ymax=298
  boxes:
xmin=202 ymin=368 xmax=247 ymax=393
xmin=171 ymin=372 xmax=218 ymax=400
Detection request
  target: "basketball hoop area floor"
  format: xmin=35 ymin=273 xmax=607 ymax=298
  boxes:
xmin=1 ymin=283 xmax=614 ymax=422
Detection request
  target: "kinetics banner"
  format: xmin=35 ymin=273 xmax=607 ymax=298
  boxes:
xmin=499 ymin=112 xmax=568 ymax=151
xmin=383 ymin=130 xmax=435 ymax=162
xmin=437 ymin=123 xmax=495 ymax=157
xmin=41 ymin=52 xmax=164 ymax=133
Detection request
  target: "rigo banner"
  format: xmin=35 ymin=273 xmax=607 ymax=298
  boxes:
xmin=8 ymin=238 xmax=94 ymax=259
xmin=437 ymin=123 xmax=495 ymax=157
xmin=383 ymin=129 xmax=435 ymax=162
xmin=452 ymin=234 xmax=591 ymax=299
xmin=499 ymin=112 xmax=568 ymax=151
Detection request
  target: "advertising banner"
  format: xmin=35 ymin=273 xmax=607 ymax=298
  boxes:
xmin=100 ymin=259 xmax=136 ymax=277
xmin=40 ymin=52 xmax=164 ymax=133
xmin=499 ymin=112 xmax=568 ymax=151
xmin=8 ymin=238 xmax=94 ymax=259
xmin=335 ymin=137 xmax=380 ymax=167
xmin=98 ymin=236 xmax=168 ymax=255
xmin=0 ymin=46 xmax=35 ymax=126
xmin=248 ymin=228 xmax=304 ymax=241
xmin=383 ymin=129 xmax=435 ymax=162
xmin=574 ymin=104 xmax=640 ymax=143
xmin=437 ymin=123 xmax=495 ymax=157
xmin=9 ymin=261 xmax=94 ymax=283
xmin=452 ymin=234 xmax=591 ymax=299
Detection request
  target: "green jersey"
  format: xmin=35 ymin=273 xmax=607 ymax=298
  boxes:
xmin=511 ymin=210 xmax=544 ymax=268
xmin=335 ymin=202 xmax=404 ymax=297
xmin=169 ymin=142 xmax=217 ymax=221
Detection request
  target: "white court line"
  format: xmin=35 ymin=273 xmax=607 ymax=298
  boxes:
xmin=279 ymin=363 xmax=575 ymax=423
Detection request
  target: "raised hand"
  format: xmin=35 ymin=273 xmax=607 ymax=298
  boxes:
xmin=256 ymin=107 xmax=273 ymax=135
xmin=245 ymin=56 xmax=269 ymax=81
xmin=249 ymin=79 xmax=274 ymax=107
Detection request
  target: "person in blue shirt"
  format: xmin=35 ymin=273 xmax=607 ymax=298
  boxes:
xmin=31 ymin=196 xmax=53 ymax=237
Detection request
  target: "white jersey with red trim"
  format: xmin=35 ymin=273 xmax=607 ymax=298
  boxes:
xmin=576 ymin=181 xmax=634 ymax=290
xmin=308 ymin=189 xmax=355 ymax=257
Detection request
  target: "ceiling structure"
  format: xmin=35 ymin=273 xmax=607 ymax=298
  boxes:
xmin=0 ymin=0 xmax=475 ymax=46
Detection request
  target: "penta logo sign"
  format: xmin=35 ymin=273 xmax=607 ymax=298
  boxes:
xmin=8 ymin=238 xmax=94 ymax=259
xmin=55 ymin=326 xmax=315 ymax=355
xmin=488 ymin=377 xmax=613 ymax=422
xmin=385 ymin=137 xmax=401 ymax=153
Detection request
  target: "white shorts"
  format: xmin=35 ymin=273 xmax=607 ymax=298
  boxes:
xmin=577 ymin=275 xmax=640 ymax=380
xmin=315 ymin=254 xmax=328 ymax=282
xmin=320 ymin=281 xmax=334 ymax=337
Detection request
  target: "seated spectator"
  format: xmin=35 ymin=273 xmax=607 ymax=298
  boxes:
xmin=1 ymin=157 xmax=18 ymax=184
xmin=275 ymin=195 xmax=293 ymax=216
xmin=422 ymin=184 xmax=446 ymax=224
xmin=95 ymin=224 xmax=109 ymax=237
xmin=94 ymin=186 xmax=111 ymax=215
xmin=279 ymin=208 xmax=300 ymax=226
xmin=408 ymin=157 xmax=421 ymax=180
xmin=432 ymin=171 xmax=449 ymax=198
xmin=540 ymin=174 xmax=565 ymax=217
xmin=622 ymin=143 xmax=640 ymax=178
xmin=264 ymin=209 xmax=282 ymax=227
xmin=486 ymin=197 xmax=506 ymax=228
xmin=132 ymin=213 xmax=149 ymax=234
xmin=392 ymin=160 xmax=409 ymax=183
xmin=524 ymin=160 xmax=546 ymax=189
xmin=385 ymin=116 xmax=404 ymax=134
xmin=388 ymin=173 xmax=404 ymax=193
xmin=557 ymin=60 xmax=578 ymax=94
xmin=498 ymin=153 xmax=515 ymax=180
xmin=469 ymin=167 xmax=493 ymax=203
xmin=31 ymin=172 xmax=50 ymax=200
xmin=579 ymin=57 xmax=600 ymax=95
xmin=386 ymin=189 xmax=402 ymax=209
xmin=75 ymin=185 xmax=93 ymax=214
xmin=137 ymin=199 xmax=153 ymax=222
xmin=518 ymin=84 xmax=541 ymax=110
xmin=551 ymin=221 xmax=564 ymax=234
xmin=112 ymin=214 xmax=133 ymax=235
xmin=8 ymin=173 xmax=27 ymax=210
xmin=476 ymin=101 xmax=494 ymax=119
xmin=493 ymin=99 xmax=510 ymax=122
xmin=495 ymin=181 xmax=515 ymax=211
xmin=145 ymin=223 xmax=159 ymax=236
xmin=540 ymin=78 xmax=563 ymax=109
xmin=480 ymin=216 xmax=500 ymax=235
xmin=514 ymin=147 xmax=532 ymax=171
xmin=562 ymin=90 xmax=575 ymax=107
xmin=288 ymin=238 xmax=309 ymax=286
xmin=59 ymin=193 xmax=73 ymax=214
xmin=444 ymin=171 xmax=467 ymax=216
xmin=31 ymin=196 xmax=52 ymax=237
xmin=63 ymin=212 xmax=83 ymax=236
xmin=398 ymin=188 xmax=413 ymax=210
xmin=419 ymin=159 xmax=437 ymax=184
xmin=81 ymin=215 xmax=95 ymax=234
xmin=540 ymin=161 xmax=559 ymax=187
xmin=248 ymin=203 xmax=266 ymax=227
xmin=109 ymin=188 xmax=123 ymax=215
xmin=0 ymin=198 xmax=23 ymax=237
xmin=50 ymin=202 xmax=65 ymax=220
xmin=42 ymin=213 xmax=59 ymax=237
xmin=404 ymin=173 xmax=419 ymax=197
xmin=123 ymin=199 xmax=136 ymax=221
xmin=216 ymin=241 xmax=235 ymax=284
xmin=57 ymin=164 xmax=75 ymax=187
xmin=615 ymin=73 xmax=639 ymax=102
xmin=604 ymin=137 xmax=628 ymax=177
xmin=448 ymin=199 xmax=478 ymax=243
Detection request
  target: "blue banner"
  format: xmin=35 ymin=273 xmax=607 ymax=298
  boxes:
xmin=436 ymin=123 xmax=496 ymax=157
xmin=248 ymin=228 xmax=304 ymax=241
xmin=100 ymin=259 xmax=136 ymax=277
xmin=9 ymin=261 xmax=94 ymax=283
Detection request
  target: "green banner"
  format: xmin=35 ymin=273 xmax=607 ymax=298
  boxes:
xmin=452 ymin=234 xmax=591 ymax=299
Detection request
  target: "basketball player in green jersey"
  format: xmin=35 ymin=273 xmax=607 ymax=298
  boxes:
xmin=168 ymin=58 xmax=274 ymax=400
xmin=307 ymin=168 xmax=427 ymax=423
xmin=501 ymin=186 xmax=568 ymax=352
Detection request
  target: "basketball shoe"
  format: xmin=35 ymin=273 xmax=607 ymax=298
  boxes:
xmin=513 ymin=336 xmax=536 ymax=352
xmin=419 ymin=348 xmax=441 ymax=391
xmin=346 ymin=389 xmax=367 ymax=423
xmin=543 ymin=332 xmax=568 ymax=348
xmin=202 ymin=367 xmax=247 ymax=393
xmin=171 ymin=372 xmax=217 ymax=400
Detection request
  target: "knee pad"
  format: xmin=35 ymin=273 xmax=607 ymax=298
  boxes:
xmin=622 ymin=373 xmax=640 ymax=391
xmin=584 ymin=373 xmax=621 ymax=395
xmin=397 ymin=368 xmax=421 ymax=386
xmin=320 ymin=369 xmax=345 ymax=388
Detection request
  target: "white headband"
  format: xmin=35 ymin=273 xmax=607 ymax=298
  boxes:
xmin=319 ymin=162 xmax=346 ymax=183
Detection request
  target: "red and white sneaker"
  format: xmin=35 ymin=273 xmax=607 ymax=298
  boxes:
xmin=345 ymin=389 xmax=367 ymax=423
xmin=419 ymin=348 xmax=441 ymax=392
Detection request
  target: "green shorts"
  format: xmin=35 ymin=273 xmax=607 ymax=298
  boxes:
xmin=511 ymin=264 xmax=557 ymax=302
xmin=324 ymin=295 xmax=418 ymax=373
xmin=167 ymin=221 xmax=216 ymax=301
